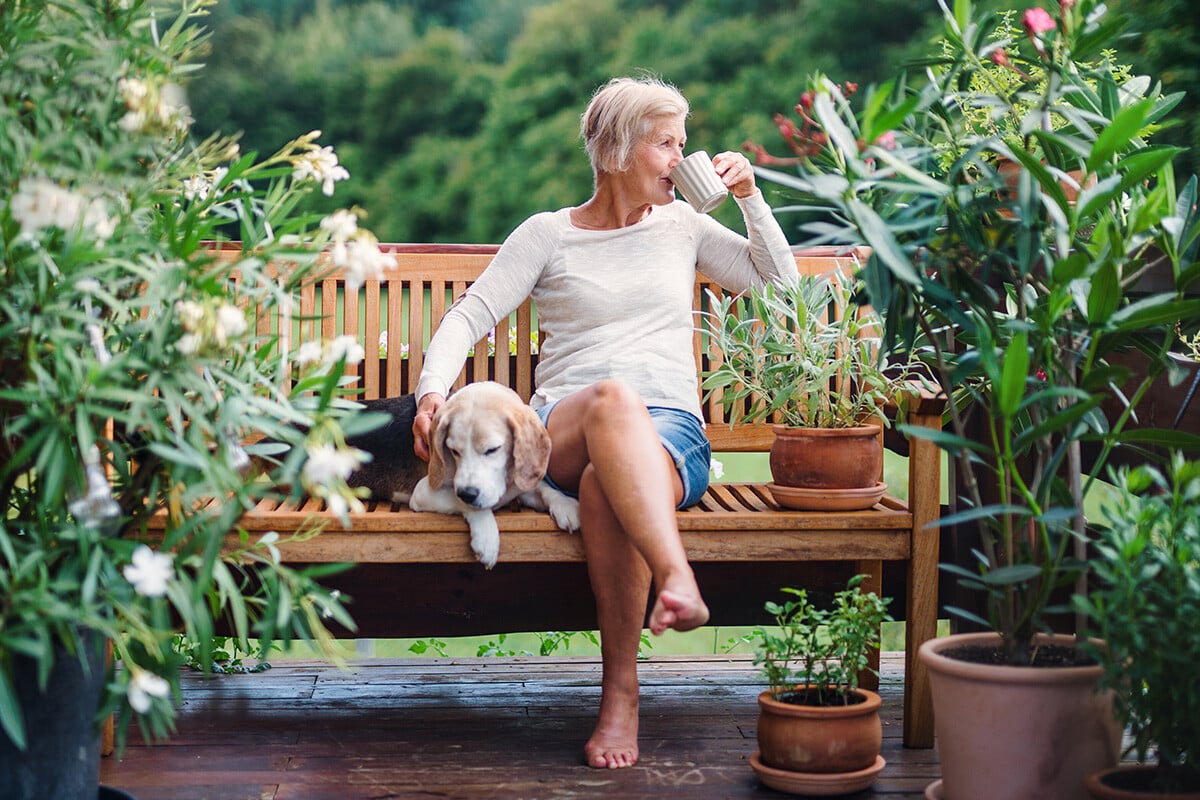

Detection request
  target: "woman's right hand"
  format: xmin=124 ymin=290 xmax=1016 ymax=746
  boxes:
xmin=413 ymin=393 xmax=444 ymax=462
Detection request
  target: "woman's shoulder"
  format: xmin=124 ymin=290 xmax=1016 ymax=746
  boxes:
xmin=515 ymin=207 xmax=573 ymax=232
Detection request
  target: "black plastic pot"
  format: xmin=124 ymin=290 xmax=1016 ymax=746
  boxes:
xmin=0 ymin=630 xmax=109 ymax=800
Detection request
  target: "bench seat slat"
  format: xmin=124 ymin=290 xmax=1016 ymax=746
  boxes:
xmin=202 ymin=529 xmax=909 ymax=564
xmin=143 ymin=482 xmax=913 ymax=561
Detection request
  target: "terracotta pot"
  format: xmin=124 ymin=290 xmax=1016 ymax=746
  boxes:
xmin=920 ymin=632 xmax=1122 ymax=800
xmin=768 ymin=425 xmax=882 ymax=490
xmin=756 ymin=687 xmax=882 ymax=774
xmin=1086 ymin=765 xmax=1200 ymax=799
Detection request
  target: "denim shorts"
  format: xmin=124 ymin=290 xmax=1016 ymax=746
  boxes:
xmin=534 ymin=402 xmax=712 ymax=509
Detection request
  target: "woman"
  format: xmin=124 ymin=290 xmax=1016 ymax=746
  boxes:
xmin=412 ymin=76 xmax=796 ymax=769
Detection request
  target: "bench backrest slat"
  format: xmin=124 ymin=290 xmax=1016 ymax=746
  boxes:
xmin=215 ymin=243 xmax=862 ymax=453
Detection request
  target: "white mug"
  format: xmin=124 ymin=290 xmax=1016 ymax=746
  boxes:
xmin=670 ymin=150 xmax=729 ymax=214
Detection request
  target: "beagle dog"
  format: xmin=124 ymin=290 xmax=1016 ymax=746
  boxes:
xmin=409 ymin=381 xmax=580 ymax=568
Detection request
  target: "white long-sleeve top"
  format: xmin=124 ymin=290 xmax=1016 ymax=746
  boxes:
xmin=415 ymin=193 xmax=796 ymax=421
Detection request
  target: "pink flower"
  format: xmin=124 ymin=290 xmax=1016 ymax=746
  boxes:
xmin=990 ymin=48 xmax=1010 ymax=67
xmin=1023 ymin=7 xmax=1056 ymax=37
xmin=875 ymin=130 xmax=897 ymax=150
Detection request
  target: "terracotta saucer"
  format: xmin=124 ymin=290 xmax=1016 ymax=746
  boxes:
xmin=767 ymin=481 xmax=887 ymax=511
xmin=749 ymin=751 xmax=886 ymax=796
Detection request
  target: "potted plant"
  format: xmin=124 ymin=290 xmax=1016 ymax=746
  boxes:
xmin=745 ymin=0 xmax=1200 ymax=797
xmin=749 ymin=575 xmax=892 ymax=796
xmin=701 ymin=268 xmax=924 ymax=510
xmin=1074 ymin=457 xmax=1200 ymax=798
xmin=0 ymin=3 xmax=387 ymax=797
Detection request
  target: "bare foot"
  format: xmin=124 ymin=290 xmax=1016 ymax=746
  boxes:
xmin=649 ymin=588 xmax=710 ymax=635
xmin=584 ymin=690 xmax=640 ymax=769
xmin=584 ymin=731 xmax=639 ymax=769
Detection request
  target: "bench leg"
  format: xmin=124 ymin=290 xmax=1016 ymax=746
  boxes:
xmin=101 ymin=639 xmax=114 ymax=757
xmin=903 ymin=422 xmax=941 ymax=748
xmin=855 ymin=560 xmax=882 ymax=693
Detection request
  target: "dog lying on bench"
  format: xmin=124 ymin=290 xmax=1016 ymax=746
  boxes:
xmin=339 ymin=382 xmax=580 ymax=568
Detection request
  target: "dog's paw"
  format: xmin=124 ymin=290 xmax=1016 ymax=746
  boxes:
xmin=464 ymin=510 xmax=500 ymax=569
xmin=408 ymin=477 xmax=432 ymax=512
xmin=543 ymin=489 xmax=581 ymax=533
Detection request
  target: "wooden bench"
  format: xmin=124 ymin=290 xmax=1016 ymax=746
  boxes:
xmin=145 ymin=243 xmax=943 ymax=748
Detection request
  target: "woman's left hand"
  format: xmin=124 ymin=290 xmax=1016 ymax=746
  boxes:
xmin=712 ymin=151 xmax=757 ymax=199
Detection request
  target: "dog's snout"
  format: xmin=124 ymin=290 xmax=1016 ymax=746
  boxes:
xmin=457 ymin=486 xmax=481 ymax=506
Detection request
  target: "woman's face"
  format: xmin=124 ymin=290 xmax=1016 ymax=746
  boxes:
xmin=627 ymin=115 xmax=686 ymax=207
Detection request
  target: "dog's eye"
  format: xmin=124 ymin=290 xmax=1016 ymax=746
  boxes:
xmin=484 ymin=445 xmax=501 ymax=456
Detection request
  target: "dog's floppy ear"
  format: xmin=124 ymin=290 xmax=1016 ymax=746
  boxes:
xmin=509 ymin=405 xmax=551 ymax=492
xmin=426 ymin=405 xmax=455 ymax=489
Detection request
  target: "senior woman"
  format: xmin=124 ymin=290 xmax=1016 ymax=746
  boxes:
xmin=412 ymin=75 xmax=796 ymax=769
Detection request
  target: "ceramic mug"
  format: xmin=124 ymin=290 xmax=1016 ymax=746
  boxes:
xmin=670 ymin=150 xmax=728 ymax=213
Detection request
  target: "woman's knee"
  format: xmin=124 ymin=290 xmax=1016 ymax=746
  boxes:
xmin=586 ymin=379 xmax=647 ymax=424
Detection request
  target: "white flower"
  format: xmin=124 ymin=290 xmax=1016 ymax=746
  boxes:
xmin=9 ymin=178 xmax=107 ymax=240
xmin=337 ymin=238 xmax=396 ymax=292
xmin=320 ymin=209 xmax=359 ymax=241
xmin=118 ymin=110 xmax=146 ymax=132
xmin=118 ymin=77 xmax=149 ymax=110
xmin=127 ymin=669 xmax=170 ymax=714
xmin=709 ymin=458 xmax=725 ymax=480
xmin=175 ymin=299 xmax=205 ymax=331
xmin=213 ymin=303 xmax=246 ymax=345
xmin=292 ymin=143 xmax=349 ymax=196
xmin=81 ymin=196 xmax=116 ymax=243
xmin=294 ymin=340 xmax=324 ymax=366
xmin=327 ymin=334 xmax=365 ymax=366
xmin=157 ymin=83 xmax=193 ymax=132
xmin=301 ymin=443 xmax=366 ymax=487
xmin=182 ymin=174 xmax=210 ymax=202
xmin=123 ymin=545 xmax=174 ymax=598
xmin=176 ymin=333 xmax=201 ymax=355
xmin=324 ymin=491 xmax=351 ymax=519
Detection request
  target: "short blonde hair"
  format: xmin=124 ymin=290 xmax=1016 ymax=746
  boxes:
xmin=580 ymin=76 xmax=689 ymax=175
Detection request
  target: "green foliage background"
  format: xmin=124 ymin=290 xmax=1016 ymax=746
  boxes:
xmin=190 ymin=0 xmax=1198 ymax=244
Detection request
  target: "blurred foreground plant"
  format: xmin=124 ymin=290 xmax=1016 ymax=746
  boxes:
xmin=1 ymin=0 xmax=392 ymax=749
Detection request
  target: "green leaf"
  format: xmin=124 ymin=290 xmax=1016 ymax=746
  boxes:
xmin=938 ymin=503 xmax=1031 ymax=528
xmin=1110 ymin=297 xmax=1200 ymax=331
xmin=1085 ymin=98 xmax=1154 ymax=172
xmin=895 ymin=423 xmax=989 ymax=455
xmin=1116 ymin=428 xmax=1200 ymax=451
xmin=979 ymin=564 xmax=1044 ymax=586
xmin=848 ymin=200 xmax=921 ymax=285
xmin=0 ymin=669 xmax=27 ymax=751
xmin=996 ymin=330 xmax=1029 ymax=418
xmin=1086 ymin=261 xmax=1120 ymax=324
xmin=813 ymin=90 xmax=860 ymax=164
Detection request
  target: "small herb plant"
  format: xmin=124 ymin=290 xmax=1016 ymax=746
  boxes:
xmin=702 ymin=270 xmax=921 ymax=430
xmin=754 ymin=575 xmax=892 ymax=706
xmin=1075 ymin=456 xmax=1200 ymax=794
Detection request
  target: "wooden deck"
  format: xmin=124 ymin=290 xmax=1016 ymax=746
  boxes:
xmin=101 ymin=651 xmax=940 ymax=799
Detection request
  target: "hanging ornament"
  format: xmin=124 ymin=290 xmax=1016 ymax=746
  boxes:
xmin=224 ymin=427 xmax=250 ymax=470
xmin=79 ymin=283 xmax=112 ymax=364
xmin=69 ymin=445 xmax=121 ymax=527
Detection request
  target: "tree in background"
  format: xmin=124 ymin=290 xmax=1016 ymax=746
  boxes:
xmin=190 ymin=0 xmax=1197 ymax=242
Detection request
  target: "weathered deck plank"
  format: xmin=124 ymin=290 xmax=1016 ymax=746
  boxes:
xmin=101 ymin=652 xmax=940 ymax=799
